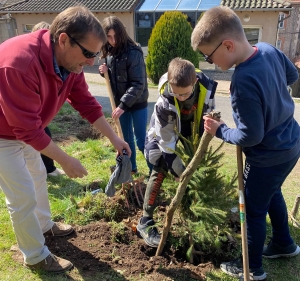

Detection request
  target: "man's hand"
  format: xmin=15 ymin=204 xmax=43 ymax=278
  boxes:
xmin=60 ymin=156 xmax=88 ymax=178
xmin=111 ymin=136 xmax=132 ymax=157
xmin=40 ymin=141 xmax=88 ymax=179
xmin=203 ymin=115 xmax=225 ymax=136
xmin=175 ymin=177 xmax=180 ymax=182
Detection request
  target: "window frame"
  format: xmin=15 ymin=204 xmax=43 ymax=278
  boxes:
xmin=278 ymin=13 xmax=285 ymax=29
xmin=23 ymin=24 xmax=35 ymax=33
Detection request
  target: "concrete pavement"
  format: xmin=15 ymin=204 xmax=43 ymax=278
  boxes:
xmin=83 ymin=65 xmax=300 ymax=127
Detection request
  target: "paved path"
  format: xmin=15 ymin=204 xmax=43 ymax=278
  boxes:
xmin=84 ymin=66 xmax=300 ymax=128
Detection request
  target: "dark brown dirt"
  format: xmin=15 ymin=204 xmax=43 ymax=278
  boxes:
xmin=51 ymin=114 xmax=117 ymax=146
xmin=43 ymin=221 xmax=214 ymax=280
xmin=23 ymin=113 xmax=235 ymax=280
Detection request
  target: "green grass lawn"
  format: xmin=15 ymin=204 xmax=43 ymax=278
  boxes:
xmin=0 ymin=104 xmax=299 ymax=281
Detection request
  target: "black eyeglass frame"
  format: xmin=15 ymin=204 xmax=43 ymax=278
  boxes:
xmin=200 ymin=42 xmax=222 ymax=64
xmin=66 ymin=33 xmax=100 ymax=59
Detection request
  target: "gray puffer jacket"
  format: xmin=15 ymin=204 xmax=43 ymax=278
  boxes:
xmin=105 ymin=45 xmax=148 ymax=111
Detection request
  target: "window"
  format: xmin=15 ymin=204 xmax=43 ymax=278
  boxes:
xmin=177 ymin=0 xmax=202 ymax=10
xmin=135 ymin=0 xmax=222 ymax=46
xmin=244 ymin=28 xmax=260 ymax=45
xmin=198 ymin=0 xmax=221 ymax=10
xmin=24 ymin=24 xmax=35 ymax=32
xmin=137 ymin=0 xmax=220 ymax=11
xmin=278 ymin=13 xmax=285 ymax=29
xmin=156 ymin=0 xmax=180 ymax=11
xmin=276 ymin=39 xmax=282 ymax=49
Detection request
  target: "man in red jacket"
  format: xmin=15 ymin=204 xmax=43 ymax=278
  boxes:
xmin=0 ymin=6 xmax=130 ymax=273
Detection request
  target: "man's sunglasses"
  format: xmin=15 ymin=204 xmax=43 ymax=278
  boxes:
xmin=66 ymin=33 xmax=100 ymax=59
xmin=168 ymin=83 xmax=195 ymax=98
xmin=200 ymin=42 xmax=222 ymax=64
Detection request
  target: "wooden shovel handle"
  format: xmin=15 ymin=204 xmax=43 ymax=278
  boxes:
xmin=237 ymin=145 xmax=250 ymax=281
xmin=104 ymin=72 xmax=124 ymax=140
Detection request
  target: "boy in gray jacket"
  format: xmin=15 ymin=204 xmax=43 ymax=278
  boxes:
xmin=137 ymin=57 xmax=217 ymax=247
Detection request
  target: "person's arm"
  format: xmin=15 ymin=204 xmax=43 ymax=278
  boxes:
xmin=154 ymin=99 xmax=185 ymax=177
xmin=40 ymin=141 xmax=88 ymax=178
xmin=204 ymin=84 xmax=264 ymax=147
xmin=283 ymin=53 xmax=298 ymax=86
xmin=40 ymin=116 xmax=131 ymax=178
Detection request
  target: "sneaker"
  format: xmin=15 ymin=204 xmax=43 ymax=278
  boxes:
xmin=47 ymin=168 xmax=65 ymax=177
xmin=136 ymin=218 xmax=161 ymax=247
xmin=44 ymin=222 xmax=74 ymax=237
xmin=262 ymin=240 xmax=300 ymax=259
xmin=25 ymin=253 xmax=73 ymax=273
xmin=220 ymin=258 xmax=267 ymax=280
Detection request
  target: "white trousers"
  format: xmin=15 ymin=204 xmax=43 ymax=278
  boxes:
xmin=0 ymin=138 xmax=53 ymax=264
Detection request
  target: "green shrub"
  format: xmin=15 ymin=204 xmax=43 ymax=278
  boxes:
xmin=146 ymin=11 xmax=199 ymax=84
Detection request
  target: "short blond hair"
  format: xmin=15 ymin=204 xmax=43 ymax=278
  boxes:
xmin=168 ymin=57 xmax=196 ymax=87
xmin=32 ymin=21 xmax=50 ymax=32
xmin=191 ymin=6 xmax=245 ymax=50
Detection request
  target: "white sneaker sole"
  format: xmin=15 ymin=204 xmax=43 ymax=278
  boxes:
xmin=262 ymin=245 xmax=300 ymax=259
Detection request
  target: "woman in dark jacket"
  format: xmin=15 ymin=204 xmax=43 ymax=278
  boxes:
xmin=99 ymin=16 xmax=149 ymax=173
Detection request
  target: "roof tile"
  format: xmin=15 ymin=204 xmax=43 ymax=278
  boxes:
xmin=0 ymin=0 xmax=292 ymax=12
xmin=0 ymin=0 xmax=139 ymax=12
xmin=221 ymin=0 xmax=291 ymax=9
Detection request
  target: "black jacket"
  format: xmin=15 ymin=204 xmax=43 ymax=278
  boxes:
xmin=105 ymin=45 xmax=148 ymax=111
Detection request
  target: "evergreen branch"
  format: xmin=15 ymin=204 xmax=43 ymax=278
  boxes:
xmin=156 ymin=111 xmax=221 ymax=256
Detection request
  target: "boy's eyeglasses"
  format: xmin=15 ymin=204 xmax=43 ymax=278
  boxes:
xmin=168 ymin=83 xmax=195 ymax=98
xmin=66 ymin=33 xmax=100 ymax=59
xmin=200 ymin=42 xmax=222 ymax=64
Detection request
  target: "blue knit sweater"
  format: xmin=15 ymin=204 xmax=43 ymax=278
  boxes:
xmin=216 ymin=42 xmax=300 ymax=167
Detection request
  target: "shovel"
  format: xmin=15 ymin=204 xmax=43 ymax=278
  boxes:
xmin=237 ymin=145 xmax=250 ymax=281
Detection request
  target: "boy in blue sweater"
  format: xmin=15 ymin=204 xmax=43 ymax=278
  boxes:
xmin=191 ymin=6 xmax=300 ymax=281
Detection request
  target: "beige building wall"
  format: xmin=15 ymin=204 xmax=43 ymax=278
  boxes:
xmin=9 ymin=10 xmax=278 ymax=45
xmin=9 ymin=12 xmax=134 ymax=38
xmin=235 ymin=11 xmax=279 ymax=45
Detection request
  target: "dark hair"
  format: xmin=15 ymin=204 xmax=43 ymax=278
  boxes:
xmin=101 ymin=16 xmax=136 ymax=58
xmin=50 ymin=6 xmax=106 ymax=45
xmin=168 ymin=57 xmax=196 ymax=87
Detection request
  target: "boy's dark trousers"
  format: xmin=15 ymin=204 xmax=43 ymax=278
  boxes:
xmin=143 ymin=157 xmax=168 ymax=217
xmin=40 ymin=126 xmax=56 ymax=173
xmin=245 ymin=153 xmax=299 ymax=269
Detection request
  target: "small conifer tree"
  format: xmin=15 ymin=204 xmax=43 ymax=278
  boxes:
xmin=146 ymin=11 xmax=198 ymax=84
xmin=175 ymin=114 xmax=238 ymax=263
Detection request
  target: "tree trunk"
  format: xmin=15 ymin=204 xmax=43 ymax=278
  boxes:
xmin=291 ymin=195 xmax=300 ymax=228
xmin=156 ymin=111 xmax=221 ymax=256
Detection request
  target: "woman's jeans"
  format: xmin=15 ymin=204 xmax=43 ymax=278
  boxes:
xmin=119 ymin=107 xmax=147 ymax=171
xmin=244 ymin=153 xmax=299 ymax=269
